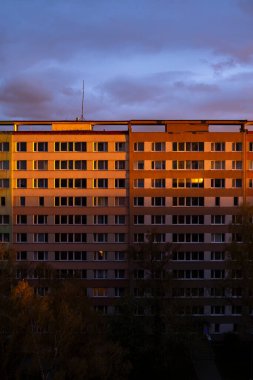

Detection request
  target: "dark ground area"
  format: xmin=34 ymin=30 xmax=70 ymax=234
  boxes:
xmin=212 ymin=336 xmax=252 ymax=380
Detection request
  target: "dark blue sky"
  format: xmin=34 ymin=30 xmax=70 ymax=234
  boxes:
xmin=1 ymin=0 xmax=253 ymax=120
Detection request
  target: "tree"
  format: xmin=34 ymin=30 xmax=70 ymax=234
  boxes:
xmin=0 ymin=249 xmax=130 ymax=380
xmin=226 ymin=203 xmax=253 ymax=338
xmin=109 ymin=232 xmax=198 ymax=380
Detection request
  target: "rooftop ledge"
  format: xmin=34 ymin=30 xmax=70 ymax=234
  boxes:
xmin=0 ymin=119 xmax=252 ymax=133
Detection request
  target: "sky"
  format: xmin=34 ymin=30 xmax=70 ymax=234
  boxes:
xmin=0 ymin=0 xmax=253 ymax=121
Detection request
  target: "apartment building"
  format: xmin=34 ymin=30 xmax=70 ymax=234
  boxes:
xmin=1 ymin=119 xmax=253 ymax=336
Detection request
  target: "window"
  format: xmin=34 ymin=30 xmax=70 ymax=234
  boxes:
xmin=0 ymin=160 xmax=9 ymax=170
xmin=94 ymin=160 xmax=108 ymax=170
xmin=232 ymin=179 xmax=242 ymax=188
xmin=1 ymin=197 xmax=5 ymax=206
xmin=172 ymin=197 xmax=204 ymax=206
xmin=0 ymin=179 xmax=9 ymax=188
xmin=34 ymin=233 xmax=48 ymax=243
xmin=115 ymin=233 xmax=126 ymax=243
xmin=93 ymin=197 xmax=108 ymax=207
xmin=234 ymin=197 xmax=239 ymax=206
xmin=74 ymin=142 xmax=87 ymax=151
xmin=211 ymin=142 xmax=225 ymax=151
xmin=0 ymin=233 xmax=9 ymax=242
xmin=152 ymin=233 xmax=166 ymax=243
xmin=16 ymin=251 xmax=27 ymax=261
xmin=17 ymin=215 xmax=27 ymax=224
xmin=232 ymin=161 xmax=242 ymax=170
xmin=172 ymin=215 xmax=204 ymax=224
xmin=115 ymin=142 xmax=126 ymax=152
xmin=172 ymin=251 xmax=204 ymax=261
xmin=115 ymin=269 xmax=125 ymax=279
xmin=151 ymin=215 xmax=165 ymax=224
xmin=33 ymin=251 xmax=48 ymax=261
xmin=211 ymin=179 xmax=225 ymax=188
xmin=74 ymin=160 xmax=87 ymax=170
xmin=115 ymin=179 xmax=126 ymax=188
xmin=34 ymin=179 xmax=48 ymax=188
xmin=92 ymin=288 xmax=108 ymax=297
xmin=211 ymin=306 xmax=225 ymax=315
xmin=34 ymin=160 xmax=48 ymax=170
xmin=0 ymin=215 xmax=9 ymax=224
xmin=211 ymin=269 xmax=225 ymax=279
xmin=93 ymin=251 xmax=108 ymax=260
xmin=94 ymin=142 xmax=108 ymax=152
xmin=20 ymin=196 xmax=26 ymax=206
xmin=172 ymin=233 xmax=204 ymax=243
xmin=93 ymin=233 xmax=108 ymax=243
xmin=215 ymin=197 xmax=220 ymax=206
xmin=134 ymin=142 xmax=144 ymax=151
xmin=115 ymin=197 xmax=127 ymax=206
xmin=34 ymin=215 xmax=48 ymax=224
xmin=152 ymin=142 xmax=165 ymax=151
xmin=55 ymin=215 xmax=86 ymax=224
xmin=114 ymin=251 xmax=125 ymax=261
xmin=114 ymin=288 xmax=125 ymax=297
xmin=211 ymin=215 xmax=225 ymax=224
xmin=172 ymin=160 xmax=204 ymax=170
xmin=115 ymin=215 xmax=126 ymax=224
xmin=134 ymin=215 xmax=144 ymax=224
xmin=17 ymin=233 xmax=27 ymax=243
xmin=134 ymin=233 xmax=145 ymax=243
xmin=0 ymin=142 xmax=9 ymax=151
xmin=211 ymin=233 xmax=225 ymax=243
xmin=16 ymin=142 xmax=26 ymax=152
xmin=94 ymin=214 xmax=108 ymax=224
xmin=172 ymin=178 xmax=204 ymax=188
xmin=94 ymin=270 xmax=108 ymax=279
xmin=55 ymin=142 xmax=86 ymax=152
xmin=55 ymin=251 xmax=86 ymax=261
xmin=232 ymin=142 xmax=242 ymax=152
xmin=55 ymin=233 xmax=86 ymax=243
xmin=54 ymin=178 xmax=86 ymax=189
xmin=211 ymin=161 xmax=225 ymax=170
xmin=134 ymin=179 xmax=144 ymax=188
xmin=16 ymin=161 xmax=27 ymax=170
xmin=173 ymin=270 xmax=204 ymax=279
xmin=211 ymin=251 xmax=225 ymax=260
xmin=134 ymin=161 xmax=144 ymax=170
xmin=17 ymin=179 xmax=27 ymax=188
xmin=55 ymin=160 xmax=72 ymax=170
xmin=115 ymin=160 xmax=126 ymax=170
xmin=151 ymin=179 xmax=165 ymax=188
xmin=34 ymin=142 xmax=48 ymax=152
xmin=173 ymin=142 xmax=204 ymax=151
xmin=94 ymin=178 xmax=108 ymax=188
xmin=152 ymin=197 xmax=165 ymax=206
xmin=39 ymin=197 xmax=44 ymax=206
xmin=151 ymin=161 xmax=165 ymax=170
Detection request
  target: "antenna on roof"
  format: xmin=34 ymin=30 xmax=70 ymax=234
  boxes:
xmin=81 ymin=80 xmax=85 ymax=120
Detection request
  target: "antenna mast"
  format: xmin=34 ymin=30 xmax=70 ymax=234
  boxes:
xmin=81 ymin=80 xmax=84 ymax=120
